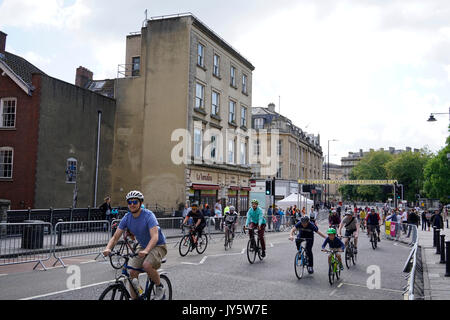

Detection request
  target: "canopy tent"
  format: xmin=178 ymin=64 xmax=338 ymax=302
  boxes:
xmin=275 ymin=193 xmax=314 ymax=212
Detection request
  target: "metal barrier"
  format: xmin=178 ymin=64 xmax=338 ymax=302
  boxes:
xmin=52 ymin=220 xmax=110 ymax=268
xmin=0 ymin=221 xmax=53 ymax=271
xmin=384 ymin=221 xmax=418 ymax=245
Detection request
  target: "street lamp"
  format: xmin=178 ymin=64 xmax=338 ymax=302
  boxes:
xmin=427 ymin=106 xmax=450 ymax=123
xmin=327 ymin=139 xmax=338 ymax=207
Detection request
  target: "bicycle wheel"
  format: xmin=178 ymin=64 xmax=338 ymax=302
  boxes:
xmin=148 ymin=274 xmax=172 ymax=300
xmin=257 ymin=238 xmax=264 ymax=260
xmin=344 ymin=246 xmax=351 ymax=269
xmin=335 ymin=261 xmax=341 ymax=280
xmin=228 ymin=231 xmax=233 ymax=249
xmin=179 ymin=235 xmax=191 ymax=257
xmin=99 ymin=283 xmax=130 ymax=300
xmin=351 ymin=243 xmax=356 ymax=264
xmin=247 ymin=239 xmax=257 ymax=264
xmin=224 ymin=231 xmax=229 ymax=250
xmin=371 ymin=232 xmax=377 ymax=250
xmin=328 ymin=263 xmax=335 ymax=285
xmin=294 ymin=250 xmax=305 ymax=279
xmin=196 ymin=233 xmax=208 ymax=254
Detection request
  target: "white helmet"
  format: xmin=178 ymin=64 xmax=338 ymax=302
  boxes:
xmin=126 ymin=190 xmax=144 ymax=201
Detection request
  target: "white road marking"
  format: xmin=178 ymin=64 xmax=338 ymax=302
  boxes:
xmin=340 ymin=282 xmax=403 ymax=293
xmin=20 ymin=279 xmax=116 ymax=300
xmin=80 ymin=260 xmax=97 ymax=264
xmin=0 ymin=274 xmax=8 ymax=277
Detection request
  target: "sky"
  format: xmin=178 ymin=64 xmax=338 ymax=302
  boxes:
xmin=1 ymin=0 xmax=449 ymax=165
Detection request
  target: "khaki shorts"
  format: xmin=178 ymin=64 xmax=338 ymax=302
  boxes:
xmin=129 ymin=244 xmax=167 ymax=270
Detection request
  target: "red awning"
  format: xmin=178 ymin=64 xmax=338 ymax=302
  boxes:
xmin=241 ymin=187 xmax=251 ymax=191
xmin=229 ymin=186 xmax=240 ymax=190
xmin=191 ymin=184 xmax=220 ymax=190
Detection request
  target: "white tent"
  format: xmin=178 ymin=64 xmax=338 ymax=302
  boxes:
xmin=275 ymin=193 xmax=314 ymax=212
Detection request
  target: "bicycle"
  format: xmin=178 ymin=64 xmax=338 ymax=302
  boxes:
xmin=243 ymin=226 xmax=264 ymax=264
xmin=342 ymin=236 xmax=357 ymax=268
xmin=367 ymin=225 xmax=379 ymax=250
xmin=99 ymin=250 xmax=172 ymax=300
xmin=322 ymin=248 xmax=342 ymax=285
xmin=224 ymin=222 xmax=236 ymax=250
xmin=179 ymin=224 xmax=208 ymax=256
xmin=293 ymin=238 xmax=310 ymax=279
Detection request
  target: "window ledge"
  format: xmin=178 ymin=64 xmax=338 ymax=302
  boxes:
xmin=210 ymin=114 xmax=222 ymax=121
xmin=230 ymin=84 xmax=238 ymax=90
xmin=194 ymin=107 xmax=207 ymax=116
xmin=213 ymin=73 xmax=221 ymax=80
xmin=0 ymin=127 xmax=16 ymax=131
xmin=240 ymin=125 xmax=248 ymax=131
xmin=0 ymin=178 xmax=13 ymax=182
xmin=228 ymin=121 xmax=238 ymax=128
xmin=197 ymin=64 xmax=207 ymax=72
xmin=242 ymin=91 xmax=248 ymax=96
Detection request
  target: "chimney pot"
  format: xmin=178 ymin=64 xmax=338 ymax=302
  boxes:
xmin=75 ymin=66 xmax=93 ymax=88
xmin=0 ymin=31 xmax=7 ymax=55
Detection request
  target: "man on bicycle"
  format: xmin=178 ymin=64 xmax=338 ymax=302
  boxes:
xmin=224 ymin=205 xmax=238 ymax=239
xmin=329 ymin=209 xmax=341 ymax=230
xmin=182 ymin=202 xmax=206 ymax=246
xmin=289 ymin=216 xmax=327 ymax=274
xmin=245 ymin=199 xmax=267 ymax=257
xmin=103 ymin=190 xmax=167 ymax=300
xmin=366 ymin=208 xmax=381 ymax=242
xmin=321 ymin=228 xmax=345 ymax=271
xmin=338 ymin=211 xmax=359 ymax=254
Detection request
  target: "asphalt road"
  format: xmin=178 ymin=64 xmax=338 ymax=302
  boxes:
xmin=0 ymin=219 xmax=411 ymax=300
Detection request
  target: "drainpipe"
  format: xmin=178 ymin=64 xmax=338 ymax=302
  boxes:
xmin=94 ymin=110 xmax=102 ymax=207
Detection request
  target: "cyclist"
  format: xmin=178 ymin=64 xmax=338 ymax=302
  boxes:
xmin=321 ymin=228 xmax=345 ymax=271
xmin=182 ymin=202 xmax=206 ymax=246
xmin=329 ymin=209 xmax=341 ymax=230
xmin=338 ymin=211 xmax=359 ymax=254
xmin=245 ymin=199 xmax=267 ymax=257
xmin=103 ymin=190 xmax=167 ymax=300
xmin=224 ymin=205 xmax=238 ymax=239
xmin=365 ymin=208 xmax=381 ymax=242
xmin=289 ymin=216 xmax=327 ymax=274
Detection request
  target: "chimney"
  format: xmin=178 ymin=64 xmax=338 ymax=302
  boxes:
xmin=75 ymin=66 xmax=93 ymax=88
xmin=0 ymin=31 xmax=7 ymax=56
xmin=405 ymin=147 xmax=411 ymax=152
xmin=267 ymin=103 xmax=275 ymax=112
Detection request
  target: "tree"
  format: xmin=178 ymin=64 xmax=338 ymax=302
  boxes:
xmin=423 ymin=130 xmax=450 ymax=204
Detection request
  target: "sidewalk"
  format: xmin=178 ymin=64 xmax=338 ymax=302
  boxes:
xmin=418 ymin=225 xmax=450 ymax=300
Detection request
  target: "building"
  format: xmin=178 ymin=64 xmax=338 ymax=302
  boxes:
xmin=341 ymin=147 xmax=421 ymax=179
xmin=0 ymin=31 xmax=116 ymax=209
xmin=110 ymin=13 xmax=254 ymax=214
xmin=250 ymin=103 xmax=323 ymax=208
xmin=322 ymin=162 xmax=344 ymax=202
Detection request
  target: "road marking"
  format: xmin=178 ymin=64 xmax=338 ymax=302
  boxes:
xmin=20 ymin=279 xmax=116 ymax=300
xmin=340 ymin=282 xmax=403 ymax=293
xmin=80 ymin=260 xmax=97 ymax=264
xmin=0 ymin=274 xmax=8 ymax=277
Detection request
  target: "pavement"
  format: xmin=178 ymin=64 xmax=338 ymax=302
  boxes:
xmin=418 ymin=224 xmax=450 ymax=300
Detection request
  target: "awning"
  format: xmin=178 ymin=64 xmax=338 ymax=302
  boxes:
xmin=241 ymin=187 xmax=251 ymax=191
xmin=192 ymin=184 xmax=220 ymax=190
xmin=229 ymin=186 xmax=240 ymax=190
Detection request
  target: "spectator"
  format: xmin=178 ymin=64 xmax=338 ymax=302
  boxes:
xmin=400 ymin=209 xmax=408 ymax=234
xmin=431 ymin=211 xmax=444 ymax=230
xmin=407 ymin=209 xmax=419 ymax=238
xmin=425 ymin=210 xmax=432 ymax=231
xmin=273 ymin=207 xmax=281 ymax=232
xmin=214 ymin=201 xmax=223 ymax=230
xmin=267 ymin=205 xmax=273 ymax=231
xmin=421 ymin=210 xmax=427 ymax=231
xmin=99 ymin=196 xmax=112 ymax=222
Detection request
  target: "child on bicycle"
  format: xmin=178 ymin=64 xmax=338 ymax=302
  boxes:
xmin=321 ymin=228 xmax=345 ymax=271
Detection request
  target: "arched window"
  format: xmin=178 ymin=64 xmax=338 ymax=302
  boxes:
xmin=65 ymin=158 xmax=77 ymax=183
xmin=0 ymin=147 xmax=13 ymax=178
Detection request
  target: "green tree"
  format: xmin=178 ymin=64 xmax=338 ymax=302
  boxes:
xmin=423 ymin=131 xmax=450 ymax=204
xmin=385 ymin=150 xmax=431 ymax=203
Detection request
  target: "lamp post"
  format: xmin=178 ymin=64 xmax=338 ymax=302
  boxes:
xmin=327 ymin=139 xmax=338 ymax=207
xmin=427 ymin=107 xmax=450 ymax=123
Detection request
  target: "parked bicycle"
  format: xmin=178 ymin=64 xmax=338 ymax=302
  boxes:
xmin=322 ymin=248 xmax=341 ymax=285
xmin=99 ymin=250 xmax=172 ymax=300
xmin=294 ymin=238 xmax=309 ymax=279
xmin=243 ymin=226 xmax=264 ymax=264
xmin=342 ymin=236 xmax=357 ymax=268
xmin=179 ymin=224 xmax=208 ymax=256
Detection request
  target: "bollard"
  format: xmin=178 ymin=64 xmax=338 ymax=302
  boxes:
xmin=56 ymin=219 xmax=63 ymax=246
xmin=433 ymin=227 xmax=437 ymax=247
xmin=440 ymin=235 xmax=446 ymax=264
xmin=436 ymin=229 xmax=441 ymax=254
xmin=446 ymin=241 xmax=450 ymax=277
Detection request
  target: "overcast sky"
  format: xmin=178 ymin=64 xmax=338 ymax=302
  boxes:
xmin=1 ymin=0 xmax=449 ymax=165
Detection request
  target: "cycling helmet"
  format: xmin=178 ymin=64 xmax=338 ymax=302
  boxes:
xmin=191 ymin=201 xmax=199 ymax=207
xmin=126 ymin=190 xmax=144 ymax=201
xmin=345 ymin=211 xmax=352 ymax=215
xmin=229 ymin=205 xmax=235 ymax=211
xmin=300 ymin=216 xmax=310 ymax=223
xmin=327 ymin=228 xmax=337 ymax=234
xmin=251 ymin=199 xmax=259 ymax=204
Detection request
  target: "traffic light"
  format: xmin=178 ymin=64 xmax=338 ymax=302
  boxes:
xmin=265 ymin=180 xmax=271 ymax=195
xmin=271 ymin=178 xmax=276 ymax=196
xmin=394 ymin=185 xmax=401 ymax=199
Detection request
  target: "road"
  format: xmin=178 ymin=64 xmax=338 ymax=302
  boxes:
xmin=0 ymin=219 xmax=411 ymax=300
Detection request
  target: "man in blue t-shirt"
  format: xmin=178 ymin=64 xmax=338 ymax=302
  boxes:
xmin=289 ymin=216 xmax=327 ymax=274
xmin=103 ymin=190 xmax=167 ymax=300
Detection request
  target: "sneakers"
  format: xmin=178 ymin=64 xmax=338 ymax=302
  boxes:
xmin=339 ymin=263 xmax=344 ymax=271
xmin=261 ymin=250 xmax=266 ymax=258
xmin=153 ymin=284 xmax=165 ymax=300
xmin=307 ymin=266 xmax=314 ymax=274
xmin=377 ymin=237 xmax=380 ymax=242
xmin=354 ymin=248 xmax=358 ymax=254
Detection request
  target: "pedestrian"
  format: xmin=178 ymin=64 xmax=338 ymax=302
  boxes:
xmin=214 ymin=200 xmax=223 ymax=230
xmin=407 ymin=209 xmax=419 ymax=238
xmin=421 ymin=210 xmax=427 ymax=231
xmin=431 ymin=210 xmax=444 ymax=230
xmin=400 ymin=209 xmax=408 ymax=234
xmin=267 ymin=205 xmax=273 ymax=231
xmin=425 ymin=210 xmax=432 ymax=231
xmin=99 ymin=195 xmax=112 ymax=222
xmin=273 ymin=207 xmax=281 ymax=232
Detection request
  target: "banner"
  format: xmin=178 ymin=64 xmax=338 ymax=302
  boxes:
xmin=385 ymin=221 xmax=391 ymax=236
xmin=297 ymin=179 xmax=398 ymax=185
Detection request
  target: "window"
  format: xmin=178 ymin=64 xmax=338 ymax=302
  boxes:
xmin=65 ymin=158 xmax=77 ymax=183
xmin=131 ymin=57 xmax=140 ymax=76
xmin=276 ymin=163 xmax=282 ymax=179
xmin=211 ymin=91 xmax=220 ymax=116
xmin=242 ymin=74 xmax=248 ymax=94
xmin=254 ymin=118 xmax=264 ymax=129
xmin=230 ymin=66 xmax=236 ymax=87
xmin=195 ymin=83 xmax=205 ymax=109
xmin=210 ymin=135 xmax=217 ymax=160
xmin=0 ymin=147 xmax=13 ymax=178
xmin=254 ymin=139 xmax=260 ymax=156
xmin=228 ymin=139 xmax=235 ymax=164
xmin=194 ymin=128 xmax=202 ymax=159
xmin=213 ymin=54 xmax=220 ymax=76
xmin=240 ymin=106 xmax=247 ymax=127
xmin=240 ymin=141 xmax=246 ymax=165
xmin=1 ymin=98 xmax=16 ymax=128
xmin=277 ymin=139 xmax=282 ymax=156
xmin=197 ymin=43 xmax=205 ymax=67
xmin=229 ymin=100 xmax=236 ymax=123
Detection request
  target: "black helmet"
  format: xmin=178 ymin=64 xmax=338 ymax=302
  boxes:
xmin=300 ymin=216 xmax=310 ymax=224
